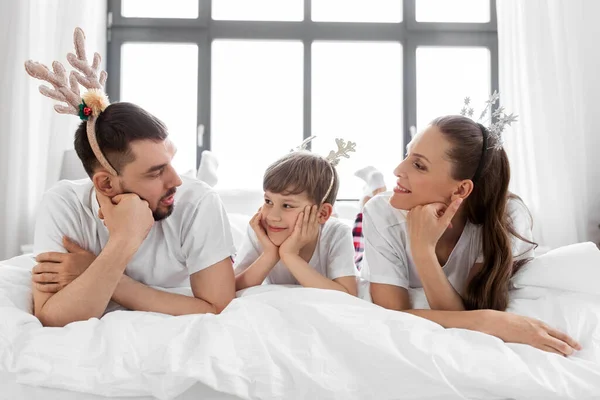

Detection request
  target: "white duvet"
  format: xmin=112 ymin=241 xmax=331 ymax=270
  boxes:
xmin=0 ymin=243 xmax=599 ymax=400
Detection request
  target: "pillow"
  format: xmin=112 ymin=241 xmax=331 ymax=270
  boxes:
xmin=511 ymin=242 xmax=600 ymax=295
xmin=216 ymin=188 xmax=264 ymax=217
xmin=227 ymin=213 xmax=251 ymax=250
xmin=196 ymin=150 xmax=219 ymax=187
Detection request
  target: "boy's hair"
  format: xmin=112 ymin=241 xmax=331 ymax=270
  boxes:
xmin=74 ymin=102 xmax=168 ymax=176
xmin=263 ymin=151 xmax=339 ymax=206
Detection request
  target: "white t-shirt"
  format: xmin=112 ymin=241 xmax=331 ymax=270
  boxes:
xmin=233 ymin=217 xmax=357 ymax=285
xmin=360 ymin=193 xmax=535 ymax=294
xmin=33 ymin=176 xmax=236 ymax=288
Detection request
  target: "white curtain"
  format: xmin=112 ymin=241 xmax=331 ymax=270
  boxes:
xmin=0 ymin=0 xmax=106 ymax=260
xmin=497 ymin=0 xmax=600 ymax=249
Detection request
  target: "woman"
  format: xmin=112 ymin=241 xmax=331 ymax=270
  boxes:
xmin=362 ymin=115 xmax=581 ymax=356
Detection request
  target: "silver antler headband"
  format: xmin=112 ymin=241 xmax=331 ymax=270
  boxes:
xmin=291 ymin=136 xmax=357 ymax=204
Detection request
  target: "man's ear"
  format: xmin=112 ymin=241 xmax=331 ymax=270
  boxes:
xmin=92 ymin=171 xmax=121 ymax=197
xmin=317 ymin=203 xmax=334 ymax=224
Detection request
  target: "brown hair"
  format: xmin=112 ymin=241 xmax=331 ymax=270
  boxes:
xmin=74 ymin=102 xmax=168 ymax=176
xmin=263 ymin=151 xmax=339 ymax=206
xmin=431 ymin=115 xmax=537 ymax=311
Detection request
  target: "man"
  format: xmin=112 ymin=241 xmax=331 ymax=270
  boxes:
xmin=32 ymin=102 xmax=236 ymax=327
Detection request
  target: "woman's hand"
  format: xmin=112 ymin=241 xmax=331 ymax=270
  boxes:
xmin=481 ymin=310 xmax=582 ymax=356
xmin=407 ymin=198 xmax=462 ymax=256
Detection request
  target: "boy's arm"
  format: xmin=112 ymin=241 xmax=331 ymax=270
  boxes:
xmin=234 ymin=210 xmax=281 ymax=290
xmin=280 ymin=253 xmax=356 ymax=294
xmin=279 ymin=207 xmax=357 ymax=294
xmin=235 ymin=252 xmax=279 ymax=290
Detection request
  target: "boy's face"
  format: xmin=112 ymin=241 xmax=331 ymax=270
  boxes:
xmin=261 ymin=190 xmax=316 ymax=246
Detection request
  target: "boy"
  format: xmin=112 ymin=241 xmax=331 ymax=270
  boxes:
xmin=234 ymin=150 xmax=357 ymax=295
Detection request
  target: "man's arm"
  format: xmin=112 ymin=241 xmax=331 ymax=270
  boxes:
xmin=34 ymin=192 xmax=153 ymax=327
xmin=111 ymin=257 xmax=235 ymax=315
xmin=36 ymin=239 xmax=137 ymax=326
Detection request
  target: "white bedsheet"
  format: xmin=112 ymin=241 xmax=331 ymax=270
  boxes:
xmin=0 ymin=244 xmax=599 ymax=400
xmin=0 ymin=371 xmax=240 ymax=400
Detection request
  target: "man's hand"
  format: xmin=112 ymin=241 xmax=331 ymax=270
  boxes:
xmin=32 ymin=237 xmax=96 ymax=293
xmin=97 ymin=192 xmax=154 ymax=251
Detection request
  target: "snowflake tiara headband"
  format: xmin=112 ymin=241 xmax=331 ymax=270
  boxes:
xmin=459 ymin=91 xmax=518 ymax=151
xmin=459 ymin=91 xmax=518 ymax=182
xmin=291 ymin=136 xmax=357 ymax=204
xmin=24 ymin=27 xmax=117 ymax=176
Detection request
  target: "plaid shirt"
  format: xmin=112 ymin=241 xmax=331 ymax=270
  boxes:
xmin=352 ymin=212 xmax=364 ymax=270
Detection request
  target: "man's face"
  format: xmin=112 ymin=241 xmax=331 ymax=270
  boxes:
xmin=117 ymin=139 xmax=183 ymax=221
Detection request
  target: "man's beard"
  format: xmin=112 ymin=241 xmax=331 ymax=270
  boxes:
xmin=121 ymin=186 xmax=176 ymax=222
xmin=153 ymin=203 xmax=174 ymax=221
xmin=153 ymin=187 xmax=177 ymax=221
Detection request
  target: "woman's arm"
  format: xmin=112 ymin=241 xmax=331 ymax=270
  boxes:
xmin=411 ymin=250 xmax=465 ymax=311
xmin=370 ymin=283 xmax=581 ymax=356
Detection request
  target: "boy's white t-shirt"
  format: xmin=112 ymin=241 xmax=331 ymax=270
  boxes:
xmin=33 ymin=176 xmax=236 ymax=288
xmin=234 ymin=217 xmax=357 ymax=284
xmin=360 ymin=193 xmax=535 ymax=294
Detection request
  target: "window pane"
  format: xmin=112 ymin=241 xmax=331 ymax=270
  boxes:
xmin=121 ymin=43 xmax=198 ymax=173
xmin=416 ymin=47 xmax=491 ymax=131
xmin=312 ymin=42 xmax=403 ymax=199
xmin=211 ymin=40 xmax=303 ymax=190
xmin=416 ymin=0 xmax=490 ymax=23
xmin=312 ymin=0 xmax=403 ymax=23
xmin=212 ymin=0 xmax=304 ymax=21
xmin=121 ymin=0 xmax=199 ymax=19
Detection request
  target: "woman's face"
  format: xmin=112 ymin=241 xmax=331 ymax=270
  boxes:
xmin=390 ymin=125 xmax=464 ymax=211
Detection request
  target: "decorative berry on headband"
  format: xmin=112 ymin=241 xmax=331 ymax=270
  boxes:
xmin=81 ymin=89 xmax=110 ymax=118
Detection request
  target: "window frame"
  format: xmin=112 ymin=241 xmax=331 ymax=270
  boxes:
xmin=106 ymin=0 xmax=498 ymax=196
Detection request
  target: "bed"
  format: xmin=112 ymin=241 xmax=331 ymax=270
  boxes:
xmin=1 ymin=234 xmax=600 ymax=400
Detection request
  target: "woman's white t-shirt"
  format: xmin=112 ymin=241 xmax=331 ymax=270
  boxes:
xmin=234 ymin=217 xmax=357 ymax=285
xmin=360 ymin=193 xmax=535 ymax=294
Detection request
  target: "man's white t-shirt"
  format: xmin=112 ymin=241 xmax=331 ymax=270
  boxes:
xmin=33 ymin=176 xmax=236 ymax=288
xmin=234 ymin=217 xmax=357 ymax=285
xmin=360 ymin=193 xmax=535 ymax=294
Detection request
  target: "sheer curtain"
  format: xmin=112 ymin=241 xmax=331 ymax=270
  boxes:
xmin=0 ymin=0 xmax=106 ymax=260
xmin=497 ymin=0 xmax=600 ymax=249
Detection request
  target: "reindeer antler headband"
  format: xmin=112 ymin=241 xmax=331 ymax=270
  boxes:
xmin=292 ymin=136 xmax=357 ymax=204
xmin=24 ymin=27 xmax=116 ymax=175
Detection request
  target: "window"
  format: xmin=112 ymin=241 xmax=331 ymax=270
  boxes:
xmin=211 ymin=40 xmax=303 ymax=189
xmin=107 ymin=0 xmax=498 ymax=199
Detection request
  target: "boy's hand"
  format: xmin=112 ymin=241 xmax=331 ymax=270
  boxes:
xmin=279 ymin=205 xmax=320 ymax=257
xmin=250 ymin=208 xmax=279 ymax=258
